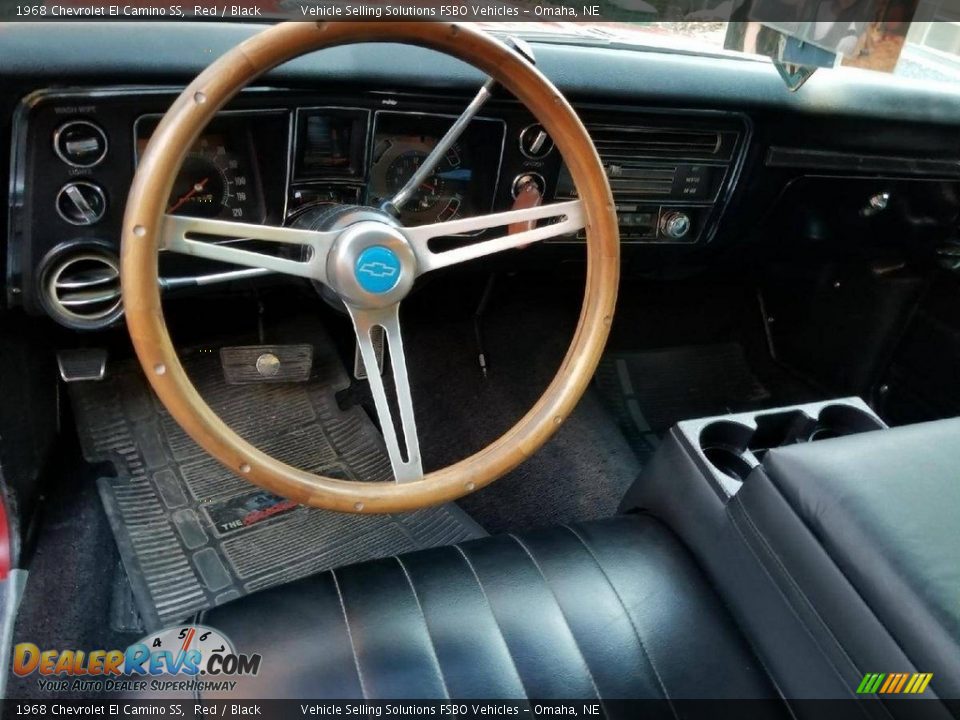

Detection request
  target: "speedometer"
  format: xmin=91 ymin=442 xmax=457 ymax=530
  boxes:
xmin=166 ymin=137 xmax=258 ymax=221
xmin=137 ymin=117 xmax=264 ymax=223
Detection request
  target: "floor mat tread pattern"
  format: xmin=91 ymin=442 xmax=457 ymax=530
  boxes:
xmin=72 ymin=334 xmax=483 ymax=630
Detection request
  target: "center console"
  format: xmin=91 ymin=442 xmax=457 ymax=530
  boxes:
xmin=662 ymin=397 xmax=884 ymax=499
xmin=622 ymin=401 xmax=960 ymax=708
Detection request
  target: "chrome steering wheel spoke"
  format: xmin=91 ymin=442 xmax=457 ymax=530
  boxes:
xmin=347 ymin=303 xmax=423 ymax=484
xmin=403 ymin=199 xmax=585 ymax=273
xmin=159 ymin=213 xmax=337 ymax=283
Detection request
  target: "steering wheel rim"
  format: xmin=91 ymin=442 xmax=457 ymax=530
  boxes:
xmin=121 ymin=21 xmax=619 ymax=514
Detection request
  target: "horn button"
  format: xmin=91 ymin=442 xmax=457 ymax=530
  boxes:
xmin=325 ymin=220 xmax=417 ymax=309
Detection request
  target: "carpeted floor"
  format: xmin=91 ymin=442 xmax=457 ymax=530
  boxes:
xmin=7 ymin=453 xmax=141 ymax=700
xmin=346 ymin=268 xmax=644 ymax=534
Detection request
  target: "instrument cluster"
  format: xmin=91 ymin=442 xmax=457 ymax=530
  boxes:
xmin=133 ymin=107 xmax=509 ymax=234
xmin=288 ymin=108 xmax=506 ymax=230
xmin=6 ymin=88 xmax=555 ymax=329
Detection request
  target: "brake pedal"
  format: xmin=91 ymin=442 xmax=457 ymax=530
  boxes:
xmin=220 ymin=344 xmax=313 ymax=385
xmin=354 ymin=325 xmax=385 ymax=380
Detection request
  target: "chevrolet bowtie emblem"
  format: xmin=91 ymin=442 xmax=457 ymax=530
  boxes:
xmin=358 ymin=261 xmax=398 ymax=278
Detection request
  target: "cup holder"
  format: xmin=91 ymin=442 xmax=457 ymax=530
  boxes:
xmin=808 ymin=404 xmax=885 ymax=441
xmin=750 ymin=410 xmax=811 ymax=454
xmin=698 ymin=403 xmax=884 ymax=483
xmin=699 ymin=421 xmax=756 ymax=482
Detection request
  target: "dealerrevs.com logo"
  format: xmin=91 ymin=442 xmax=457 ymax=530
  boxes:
xmin=13 ymin=624 xmax=261 ymax=694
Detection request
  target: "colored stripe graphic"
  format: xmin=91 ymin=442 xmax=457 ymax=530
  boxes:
xmin=914 ymin=673 xmax=933 ymax=694
xmin=857 ymin=672 xmax=933 ymax=695
xmin=879 ymin=674 xmax=897 ymax=693
xmin=856 ymin=673 xmax=885 ymax=694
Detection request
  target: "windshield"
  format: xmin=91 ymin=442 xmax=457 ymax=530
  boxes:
xmin=6 ymin=2 xmax=958 ymax=88
xmin=482 ymin=20 xmax=960 ymax=87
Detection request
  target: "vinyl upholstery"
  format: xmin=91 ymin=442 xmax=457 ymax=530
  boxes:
xmin=758 ymin=418 xmax=960 ymax=698
xmin=202 ymin=515 xmax=778 ymax=701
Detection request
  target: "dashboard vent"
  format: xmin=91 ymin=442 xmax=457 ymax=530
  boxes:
xmin=41 ymin=249 xmax=123 ymax=330
xmin=589 ymin=124 xmax=724 ymax=161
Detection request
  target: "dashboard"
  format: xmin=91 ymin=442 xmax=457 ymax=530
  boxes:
xmin=7 ymin=86 xmax=749 ymax=329
xmin=6 ymin=23 xmax=960 ymax=332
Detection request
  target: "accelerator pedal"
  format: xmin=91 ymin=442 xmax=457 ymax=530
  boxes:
xmin=220 ymin=344 xmax=313 ymax=385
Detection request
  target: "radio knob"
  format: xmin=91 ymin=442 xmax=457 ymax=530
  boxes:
xmin=660 ymin=211 xmax=691 ymax=240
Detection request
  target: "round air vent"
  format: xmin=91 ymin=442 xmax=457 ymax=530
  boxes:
xmin=39 ymin=247 xmax=123 ymax=330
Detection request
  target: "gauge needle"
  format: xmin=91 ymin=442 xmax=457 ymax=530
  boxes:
xmin=167 ymin=177 xmax=210 ymax=214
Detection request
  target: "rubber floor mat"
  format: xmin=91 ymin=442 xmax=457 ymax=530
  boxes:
xmin=595 ymin=343 xmax=770 ymax=459
xmin=70 ymin=333 xmax=485 ymax=631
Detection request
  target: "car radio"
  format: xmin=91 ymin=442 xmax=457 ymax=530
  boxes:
xmin=551 ymin=111 xmax=749 ymax=244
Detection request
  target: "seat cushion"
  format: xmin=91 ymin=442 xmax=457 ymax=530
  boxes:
xmin=202 ymin=515 xmax=778 ymax=701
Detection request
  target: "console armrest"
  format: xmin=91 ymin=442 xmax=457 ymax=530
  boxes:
xmin=752 ymin=419 xmax=960 ymax=698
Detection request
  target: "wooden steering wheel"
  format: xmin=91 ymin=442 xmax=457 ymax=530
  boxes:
xmin=121 ymin=22 xmax=619 ymax=514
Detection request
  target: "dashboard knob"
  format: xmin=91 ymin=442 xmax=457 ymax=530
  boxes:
xmin=519 ymin=124 xmax=553 ymax=159
xmin=660 ymin=211 xmax=691 ymax=240
xmin=56 ymin=181 xmax=107 ymax=226
xmin=53 ymin=120 xmax=108 ymax=168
